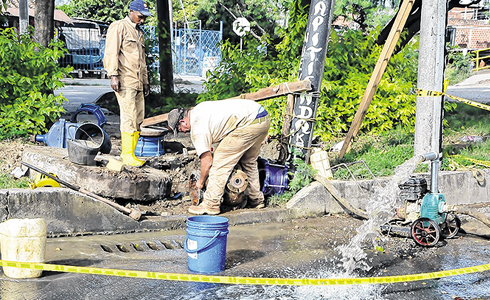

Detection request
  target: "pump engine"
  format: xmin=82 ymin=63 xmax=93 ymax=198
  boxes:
xmin=387 ymin=152 xmax=461 ymax=247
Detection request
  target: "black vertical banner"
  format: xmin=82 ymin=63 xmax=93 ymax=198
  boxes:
xmin=289 ymin=0 xmax=335 ymax=163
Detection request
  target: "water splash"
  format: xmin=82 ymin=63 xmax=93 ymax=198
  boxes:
xmin=336 ymin=155 xmax=422 ymax=274
xmin=185 ymin=269 xmax=386 ymax=300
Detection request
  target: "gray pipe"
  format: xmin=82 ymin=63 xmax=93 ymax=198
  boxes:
xmin=419 ymin=151 xmax=438 ymax=162
xmin=430 ymin=159 xmax=439 ymax=193
xmin=418 ymin=152 xmax=440 ymax=193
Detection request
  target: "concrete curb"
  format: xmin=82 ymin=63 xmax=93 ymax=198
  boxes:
xmin=0 ymin=188 xmax=296 ymax=237
xmin=2 ymin=169 xmax=490 ymax=236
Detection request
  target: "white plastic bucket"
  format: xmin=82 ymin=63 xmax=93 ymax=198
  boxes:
xmin=0 ymin=218 xmax=47 ymax=278
xmin=310 ymin=148 xmax=333 ymax=179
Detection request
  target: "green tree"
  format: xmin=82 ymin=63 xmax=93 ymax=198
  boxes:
xmin=334 ymin=0 xmax=401 ymax=32
xmin=199 ymin=0 xmax=419 ymax=143
xmin=0 ymin=28 xmax=72 ymax=139
xmin=58 ymin=0 xmax=148 ymax=24
xmin=194 ymin=0 xmax=291 ymax=44
xmin=172 ymin=0 xmax=200 ymax=28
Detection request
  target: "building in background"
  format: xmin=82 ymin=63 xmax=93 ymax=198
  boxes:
xmin=448 ymin=2 xmax=490 ymax=50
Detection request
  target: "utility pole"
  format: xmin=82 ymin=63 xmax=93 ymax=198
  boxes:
xmin=156 ymin=0 xmax=174 ymax=96
xmin=19 ymin=0 xmax=28 ymax=35
xmin=34 ymin=0 xmax=55 ymax=47
xmin=413 ymin=0 xmax=447 ymax=156
xmin=288 ymin=0 xmax=335 ymax=163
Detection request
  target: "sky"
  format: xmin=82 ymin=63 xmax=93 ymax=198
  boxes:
xmin=55 ymin=0 xmax=70 ymax=5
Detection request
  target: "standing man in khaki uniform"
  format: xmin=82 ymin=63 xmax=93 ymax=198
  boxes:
xmin=167 ymin=99 xmax=270 ymax=215
xmin=103 ymin=0 xmax=151 ymax=167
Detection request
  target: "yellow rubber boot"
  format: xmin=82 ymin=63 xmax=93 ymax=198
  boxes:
xmin=132 ymin=131 xmax=144 ymax=160
xmin=121 ymin=132 xmax=144 ymax=167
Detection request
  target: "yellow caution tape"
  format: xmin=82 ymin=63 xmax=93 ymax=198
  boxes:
xmin=445 ymin=94 xmax=490 ymax=112
xmin=1 ymin=259 xmax=489 ymax=285
xmin=416 ymin=89 xmax=445 ymax=97
xmin=450 ymin=154 xmax=490 ymax=169
xmin=417 ymin=79 xmax=490 ymax=112
xmin=416 ymin=79 xmax=449 ymax=97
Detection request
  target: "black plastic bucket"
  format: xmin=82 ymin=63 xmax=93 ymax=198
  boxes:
xmin=66 ymin=139 xmax=99 ymax=166
xmin=74 ymin=123 xmax=111 ymax=154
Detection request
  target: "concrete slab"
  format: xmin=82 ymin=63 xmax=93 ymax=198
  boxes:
xmin=4 ymin=188 xmax=140 ymax=236
xmin=22 ymin=145 xmax=171 ymax=202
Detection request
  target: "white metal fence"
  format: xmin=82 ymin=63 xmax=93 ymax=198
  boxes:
xmin=58 ymin=22 xmax=223 ymax=78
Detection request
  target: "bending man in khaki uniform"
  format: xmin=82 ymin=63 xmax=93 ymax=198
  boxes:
xmin=167 ymin=99 xmax=270 ymax=215
xmin=103 ymin=0 xmax=151 ymax=167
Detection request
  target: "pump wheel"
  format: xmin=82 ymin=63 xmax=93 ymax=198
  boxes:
xmin=441 ymin=214 xmax=461 ymax=239
xmin=411 ymin=218 xmax=441 ymax=247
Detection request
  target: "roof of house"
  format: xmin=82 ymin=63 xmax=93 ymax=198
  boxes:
xmin=4 ymin=2 xmax=73 ymax=24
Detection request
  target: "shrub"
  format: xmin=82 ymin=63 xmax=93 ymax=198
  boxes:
xmin=199 ymin=28 xmax=420 ymax=143
xmin=445 ymin=46 xmax=472 ymax=85
xmin=0 ymin=28 xmax=72 ymax=140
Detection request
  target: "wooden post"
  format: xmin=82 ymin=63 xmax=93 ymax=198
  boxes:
xmin=141 ymin=80 xmax=311 ymax=127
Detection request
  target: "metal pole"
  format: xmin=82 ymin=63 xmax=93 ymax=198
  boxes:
xmin=288 ymin=0 xmax=335 ymax=163
xmin=19 ymin=0 xmax=29 ymax=35
xmin=413 ymin=0 xmax=447 ymax=157
xmin=156 ymin=0 xmax=174 ymax=95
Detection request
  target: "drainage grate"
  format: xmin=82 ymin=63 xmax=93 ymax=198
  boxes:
xmin=131 ymin=243 xmax=146 ymax=252
xmin=100 ymin=244 xmax=113 ymax=253
xmin=100 ymin=239 xmax=184 ymax=253
xmin=116 ymin=244 xmax=130 ymax=253
xmin=147 ymin=242 xmax=159 ymax=250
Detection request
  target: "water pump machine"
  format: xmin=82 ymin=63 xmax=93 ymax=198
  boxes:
xmin=390 ymin=152 xmax=461 ymax=247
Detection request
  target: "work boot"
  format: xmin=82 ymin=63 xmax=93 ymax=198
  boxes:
xmin=120 ymin=132 xmax=144 ymax=167
xmin=188 ymin=203 xmax=220 ymax=215
xmin=247 ymin=199 xmax=265 ymax=209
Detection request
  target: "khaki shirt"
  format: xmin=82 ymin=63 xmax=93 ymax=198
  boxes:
xmin=190 ymin=100 xmax=263 ymax=157
xmin=103 ymin=16 xmax=149 ymax=91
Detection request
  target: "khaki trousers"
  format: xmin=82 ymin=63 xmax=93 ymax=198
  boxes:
xmin=115 ymin=88 xmax=145 ymax=133
xmin=203 ymin=117 xmax=270 ymax=209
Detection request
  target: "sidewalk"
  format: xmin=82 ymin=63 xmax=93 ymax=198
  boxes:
xmin=453 ymin=69 xmax=490 ymax=86
xmin=446 ymin=70 xmax=490 ymax=104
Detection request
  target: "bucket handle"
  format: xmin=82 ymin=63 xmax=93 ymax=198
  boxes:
xmin=183 ymin=230 xmax=225 ymax=254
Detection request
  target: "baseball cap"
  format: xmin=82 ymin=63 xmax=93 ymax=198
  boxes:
xmin=167 ymin=108 xmax=185 ymax=136
xmin=129 ymin=0 xmax=152 ymax=17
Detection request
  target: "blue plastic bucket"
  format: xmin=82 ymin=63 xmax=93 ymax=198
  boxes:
xmin=134 ymin=136 xmax=165 ymax=157
xmin=184 ymin=215 xmax=229 ymax=273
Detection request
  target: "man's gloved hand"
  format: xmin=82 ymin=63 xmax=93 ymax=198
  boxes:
xmin=110 ymin=76 xmax=120 ymax=92
xmin=144 ymin=84 xmax=150 ymax=96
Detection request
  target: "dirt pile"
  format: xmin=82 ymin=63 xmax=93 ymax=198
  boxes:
xmin=0 ymin=140 xmax=27 ymax=173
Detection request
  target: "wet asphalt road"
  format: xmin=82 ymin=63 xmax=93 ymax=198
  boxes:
xmin=1 ymin=215 xmax=489 ymax=300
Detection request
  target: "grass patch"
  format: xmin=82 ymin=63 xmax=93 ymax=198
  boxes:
xmin=327 ymin=102 xmax=490 ymax=180
xmin=0 ymin=173 xmax=30 ymax=189
xmin=331 ymin=128 xmax=415 ymax=179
